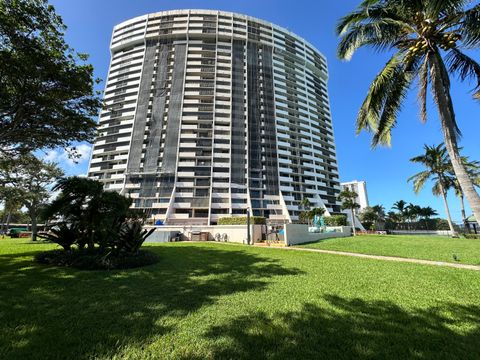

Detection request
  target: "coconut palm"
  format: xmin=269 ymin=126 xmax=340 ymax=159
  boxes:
xmin=392 ymin=200 xmax=407 ymax=225
xmin=337 ymin=0 xmax=480 ymax=226
xmin=300 ymin=197 xmax=312 ymax=226
xmin=418 ymin=206 xmax=438 ymax=229
xmin=339 ymin=189 xmax=361 ymax=235
xmin=405 ymin=203 xmax=422 ymax=229
xmin=408 ymin=144 xmax=456 ymax=235
xmin=445 ymin=155 xmax=480 ymax=227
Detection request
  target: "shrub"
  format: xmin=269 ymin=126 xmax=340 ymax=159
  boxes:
xmin=218 ymin=216 xmax=266 ymax=225
xmin=463 ymin=234 xmax=480 ymax=239
xmin=324 ymin=215 xmax=347 ymax=226
xmin=38 ymin=223 xmax=79 ymax=251
xmin=115 ymin=221 xmax=155 ymax=255
xmin=35 ymin=248 xmax=158 ymax=270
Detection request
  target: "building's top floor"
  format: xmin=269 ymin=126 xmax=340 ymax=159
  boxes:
xmin=110 ymin=9 xmax=327 ymax=75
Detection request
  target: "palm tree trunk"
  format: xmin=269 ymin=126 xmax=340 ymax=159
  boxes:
xmin=351 ymin=208 xmax=356 ymax=236
xmin=439 ymin=183 xmax=457 ymax=237
xmin=458 ymin=193 xmax=467 ymax=229
xmin=430 ymin=53 xmax=480 ymax=227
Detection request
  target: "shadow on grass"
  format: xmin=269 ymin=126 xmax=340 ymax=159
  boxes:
xmin=189 ymin=294 xmax=480 ymax=360
xmin=0 ymin=244 xmax=302 ymax=359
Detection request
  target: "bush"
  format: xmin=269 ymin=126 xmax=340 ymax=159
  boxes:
xmin=463 ymin=234 xmax=480 ymax=239
xmin=113 ymin=221 xmax=155 ymax=255
xmin=35 ymin=248 xmax=158 ymax=270
xmin=218 ymin=216 xmax=266 ymax=225
xmin=38 ymin=223 xmax=79 ymax=251
xmin=324 ymin=215 xmax=347 ymax=226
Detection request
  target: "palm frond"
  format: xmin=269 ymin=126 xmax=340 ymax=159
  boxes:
xmin=371 ymin=56 xmax=418 ymax=146
xmin=356 ymin=53 xmax=402 ymax=135
xmin=336 ymin=2 xmax=409 ymax=36
xmin=426 ymin=0 xmax=470 ymax=19
xmin=460 ymin=4 xmax=480 ymax=47
xmin=408 ymin=170 xmax=431 ymax=194
xmin=337 ymin=20 xmax=410 ymax=60
xmin=446 ymin=48 xmax=480 ymax=93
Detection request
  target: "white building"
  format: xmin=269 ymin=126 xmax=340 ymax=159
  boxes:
xmin=88 ymin=10 xmax=342 ymax=225
xmin=340 ymin=180 xmax=369 ymax=229
xmin=340 ymin=180 xmax=369 ymax=210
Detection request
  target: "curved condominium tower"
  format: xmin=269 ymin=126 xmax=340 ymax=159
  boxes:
xmin=88 ymin=10 xmax=341 ymax=225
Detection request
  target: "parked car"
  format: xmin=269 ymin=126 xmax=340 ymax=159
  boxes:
xmin=8 ymin=228 xmax=28 ymax=238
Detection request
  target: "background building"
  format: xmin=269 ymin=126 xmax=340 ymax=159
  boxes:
xmin=340 ymin=180 xmax=369 ymax=229
xmin=340 ymin=180 xmax=369 ymax=210
xmin=88 ymin=9 xmax=341 ymax=225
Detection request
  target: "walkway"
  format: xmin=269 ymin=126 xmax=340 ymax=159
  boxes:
xmin=278 ymin=246 xmax=480 ymax=271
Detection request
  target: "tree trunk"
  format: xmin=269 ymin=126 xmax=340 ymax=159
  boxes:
xmin=28 ymin=207 xmax=37 ymax=242
xmin=351 ymin=208 xmax=356 ymax=236
xmin=5 ymin=210 xmax=12 ymax=233
xmin=459 ymin=193 xmax=467 ymax=231
xmin=430 ymin=52 xmax=480 ymax=227
xmin=439 ymin=183 xmax=457 ymax=237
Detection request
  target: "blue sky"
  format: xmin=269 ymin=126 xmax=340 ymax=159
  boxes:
xmin=49 ymin=0 xmax=480 ymax=222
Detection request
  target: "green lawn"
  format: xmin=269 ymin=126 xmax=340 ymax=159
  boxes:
xmin=0 ymin=239 xmax=479 ymax=360
xmin=298 ymin=234 xmax=480 ymax=265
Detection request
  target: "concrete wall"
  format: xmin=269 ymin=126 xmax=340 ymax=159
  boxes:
xmin=145 ymin=225 xmax=263 ymax=244
xmin=284 ymin=224 xmax=351 ymax=246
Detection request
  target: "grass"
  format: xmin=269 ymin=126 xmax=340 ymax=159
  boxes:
xmin=298 ymin=234 xmax=480 ymax=265
xmin=0 ymin=238 xmax=479 ymax=359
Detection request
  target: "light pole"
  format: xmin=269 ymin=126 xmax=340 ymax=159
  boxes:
xmin=246 ymin=207 xmax=251 ymax=245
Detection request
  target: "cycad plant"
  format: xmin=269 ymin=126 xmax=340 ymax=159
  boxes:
xmin=337 ymin=0 xmax=480 ymax=225
xmin=408 ymin=144 xmax=456 ymax=235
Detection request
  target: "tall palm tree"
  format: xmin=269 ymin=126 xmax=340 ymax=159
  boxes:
xmin=339 ymin=189 xmax=361 ymax=236
xmin=392 ymin=200 xmax=407 ymax=226
xmin=300 ymin=197 xmax=312 ymax=226
xmin=446 ymin=157 xmax=480 ymax=227
xmin=408 ymin=144 xmax=456 ymax=235
xmin=337 ymin=0 xmax=480 ymax=226
xmin=405 ymin=203 xmax=422 ymax=229
xmin=418 ymin=206 xmax=438 ymax=229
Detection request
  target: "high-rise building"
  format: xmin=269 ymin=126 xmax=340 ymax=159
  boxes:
xmin=340 ymin=180 xmax=369 ymax=210
xmin=88 ymin=10 xmax=341 ymax=225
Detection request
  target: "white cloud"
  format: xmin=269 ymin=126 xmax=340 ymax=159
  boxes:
xmin=43 ymin=144 xmax=92 ymax=168
xmin=64 ymin=144 xmax=92 ymax=166
xmin=44 ymin=149 xmax=60 ymax=163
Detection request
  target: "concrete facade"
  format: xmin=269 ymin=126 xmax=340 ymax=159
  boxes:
xmin=88 ymin=10 xmax=341 ymax=225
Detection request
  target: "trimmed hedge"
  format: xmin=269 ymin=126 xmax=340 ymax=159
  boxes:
xmin=324 ymin=215 xmax=347 ymax=226
xmin=218 ymin=216 xmax=266 ymax=225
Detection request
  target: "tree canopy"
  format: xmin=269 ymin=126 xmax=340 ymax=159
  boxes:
xmin=0 ymin=0 xmax=101 ymax=155
xmin=0 ymin=153 xmax=63 ymax=240
xmin=337 ymin=0 xmax=480 ymax=226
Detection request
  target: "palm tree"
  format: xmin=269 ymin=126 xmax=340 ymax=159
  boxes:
xmin=339 ymin=189 xmax=361 ymax=236
xmin=337 ymin=0 xmax=480 ymax=226
xmin=418 ymin=206 xmax=438 ymax=229
xmin=405 ymin=203 xmax=422 ymax=229
xmin=392 ymin=200 xmax=407 ymax=226
xmin=300 ymin=197 xmax=312 ymax=226
xmin=445 ymin=156 xmax=480 ymax=228
xmin=408 ymin=144 xmax=456 ymax=235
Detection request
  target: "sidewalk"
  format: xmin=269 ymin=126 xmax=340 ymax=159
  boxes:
xmin=278 ymin=246 xmax=480 ymax=271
